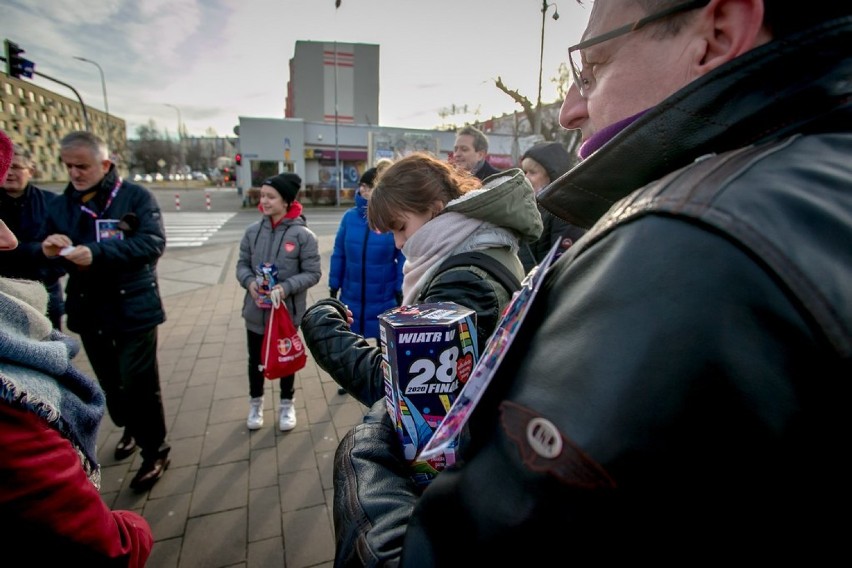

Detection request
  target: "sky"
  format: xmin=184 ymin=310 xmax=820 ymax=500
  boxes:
xmin=1 ymin=0 xmax=590 ymax=139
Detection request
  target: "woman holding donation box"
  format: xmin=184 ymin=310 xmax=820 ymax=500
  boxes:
xmin=300 ymin=152 xmax=541 ymax=560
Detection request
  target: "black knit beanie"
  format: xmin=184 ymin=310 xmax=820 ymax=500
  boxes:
xmin=521 ymin=142 xmax=573 ymax=183
xmin=359 ymin=167 xmax=378 ymax=187
xmin=263 ymin=173 xmax=302 ymax=203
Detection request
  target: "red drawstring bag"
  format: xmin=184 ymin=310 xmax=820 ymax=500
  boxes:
xmin=261 ymin=302 xmax=307 ymax=379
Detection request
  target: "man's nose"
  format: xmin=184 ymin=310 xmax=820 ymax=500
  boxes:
xmin=559 ymin=84 xmax=587 ymax=131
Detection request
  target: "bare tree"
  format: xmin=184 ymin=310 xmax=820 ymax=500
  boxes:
xmin=130 ymin=121 xmax=175 ymax=174
xmin=494 ymin=66 xmax=576 ymax=145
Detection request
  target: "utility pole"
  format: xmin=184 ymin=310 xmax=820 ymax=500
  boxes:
xmin=536 ymin=1 xmax=560 ymax=136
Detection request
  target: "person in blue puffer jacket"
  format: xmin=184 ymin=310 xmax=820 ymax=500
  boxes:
xmin=328 ymin=162 xmax=404 ymax=340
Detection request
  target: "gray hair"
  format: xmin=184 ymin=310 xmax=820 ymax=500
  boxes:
xmin=60 ymin=131 xmax=108 ymax=161
xmin=11 ymin=144 xmax=32 ymax=167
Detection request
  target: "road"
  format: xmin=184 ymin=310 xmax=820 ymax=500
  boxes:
xmin=152 ymin=187 xmax=347 ymax=248
xmin=36 ymin=183 xmax=347 ymax=249
xmin=153 ymin=189 xmax=347 ymax=298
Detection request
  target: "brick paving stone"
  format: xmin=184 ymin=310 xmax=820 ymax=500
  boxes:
xmin=86 ymin=209 xmax=377 ymax=566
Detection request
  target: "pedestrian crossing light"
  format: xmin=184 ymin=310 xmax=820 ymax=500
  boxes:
xmin=235 ymin=153 xmax=242 ymax=166
xmin=4 ymin=39 xmax=34 ymax=79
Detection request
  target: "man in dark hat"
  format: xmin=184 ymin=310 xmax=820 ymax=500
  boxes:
xmin=41 ymin=131 xmax=170 ymax=492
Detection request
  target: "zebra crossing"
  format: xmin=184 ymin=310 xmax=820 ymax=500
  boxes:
xmin=163 ymin=212 xmax=236 ymax=248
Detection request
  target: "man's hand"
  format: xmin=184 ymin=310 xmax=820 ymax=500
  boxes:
xmin=248 ymin=280 xmax=259 ymax=301
xmin=42 ymin=234 xmax=72 ymax=258
xmin=62 ymin=245 xmax=93 ymax=267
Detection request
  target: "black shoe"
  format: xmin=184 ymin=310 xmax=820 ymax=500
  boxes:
xmin=114 ymin=432 xmax=137 ymax=460
xmin=130 ymin=456 xmax=170 ymax=492
xmin=337 ymin=387 xmax=347 ymax=395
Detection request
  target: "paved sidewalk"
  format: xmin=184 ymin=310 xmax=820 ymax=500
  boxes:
xmin=67 ymin=228 xmax=369 ymax=567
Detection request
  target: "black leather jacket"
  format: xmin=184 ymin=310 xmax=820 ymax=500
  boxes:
xmin=331 ymin=17 xmax=852 ymax=566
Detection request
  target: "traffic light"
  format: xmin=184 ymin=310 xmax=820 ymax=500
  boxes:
xmin=4 ymin=39 xmax=34 ymax=79
xmin=235 ymin=153 xmax=242 ymax=166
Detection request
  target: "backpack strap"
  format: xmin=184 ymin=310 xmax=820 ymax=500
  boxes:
xmin=436 ymin=250 xmax=521 ymax=295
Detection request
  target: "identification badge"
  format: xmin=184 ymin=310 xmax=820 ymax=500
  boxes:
xmin=95 ymin=219 xmax=124 ymax=242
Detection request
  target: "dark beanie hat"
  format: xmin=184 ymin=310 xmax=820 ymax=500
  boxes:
xmin=263 ymin=173 xmax=302 ymax=203
xmin=521 ymin=142 xmax=573 ymax=183
xmin=359 ymin=167 xmax=378 ymax=187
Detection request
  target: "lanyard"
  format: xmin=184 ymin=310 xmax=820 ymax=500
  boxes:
xmin=80 ymin=178 xmax=122 ymax=219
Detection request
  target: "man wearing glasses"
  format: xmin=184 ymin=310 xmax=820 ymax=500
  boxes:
xmin=330 ymin=1 xmax=852 ymax=564
xmin=0 ymin=145 xmax=66 ymax=329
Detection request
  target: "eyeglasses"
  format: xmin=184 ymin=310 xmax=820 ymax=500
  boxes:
xmin=568 ymin=0 xmax=710 ymax=97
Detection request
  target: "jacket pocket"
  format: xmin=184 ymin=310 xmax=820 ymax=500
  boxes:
xmin=117 ymin=277 xmax=164 ymax=330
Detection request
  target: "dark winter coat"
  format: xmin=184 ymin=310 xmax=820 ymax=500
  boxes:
xmin=43 ymin=167 xmax=166 ymax=334
xmin=473 ymin=159 xmax=500 ymax=181
xmin=0 ymin=183 xmax=65 ymax=284
xmin=517 ymin=142 xmax=586 ymax=272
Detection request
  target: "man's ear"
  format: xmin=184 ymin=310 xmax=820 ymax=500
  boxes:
xmin=101 ymin=159 xmax=111 ymax=174
xmin=696 ymin=0 xmax=767 ymax=74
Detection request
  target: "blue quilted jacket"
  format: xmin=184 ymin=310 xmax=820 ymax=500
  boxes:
xmin=329 ymin=193 xmax=404 ymax=338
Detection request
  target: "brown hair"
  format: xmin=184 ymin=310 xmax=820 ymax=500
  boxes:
xmin=367 ymin=152 xmax=481 ymax=233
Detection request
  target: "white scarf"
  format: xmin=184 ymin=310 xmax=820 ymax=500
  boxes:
xmin=400 ymin=211 xmax=517 ymax=305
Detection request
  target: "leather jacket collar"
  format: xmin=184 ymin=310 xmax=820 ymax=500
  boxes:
xmin=539 ymin=16 xmax=852 ymax=229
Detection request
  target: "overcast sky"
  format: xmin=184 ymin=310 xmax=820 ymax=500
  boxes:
xmin=1 ymin=0 xmax=589 ymax=139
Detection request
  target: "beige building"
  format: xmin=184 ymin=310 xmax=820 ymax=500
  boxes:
xmin=1 ymin=71 xmax=126 ymax=182
xmin=286 ymin=41 xmax=380 ymax=126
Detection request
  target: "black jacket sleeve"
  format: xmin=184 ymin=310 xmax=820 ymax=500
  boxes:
xmin=333 ymin=400 xmax=416 ymax=567
xmin=300 ymin=298 xmax=386 ymax=406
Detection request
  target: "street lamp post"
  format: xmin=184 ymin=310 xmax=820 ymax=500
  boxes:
xmin=73 ymin=56 xmax=111 ymax=153
xmin=536 ymin=1 xmax=560 ymax=137
xmin=164 ymin=103 xmax=185 ymax=173
xmin=334 ymin=41 xmax=341 ymax=207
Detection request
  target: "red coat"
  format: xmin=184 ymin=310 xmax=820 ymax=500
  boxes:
xmin=0 ymin=402 xmax=153 ymax=565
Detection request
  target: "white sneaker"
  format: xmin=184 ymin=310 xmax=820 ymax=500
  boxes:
xmin=247 ymin=397 xmax=264 ymax=430
xmin=279 ymin=398 xmax=297 ymax=431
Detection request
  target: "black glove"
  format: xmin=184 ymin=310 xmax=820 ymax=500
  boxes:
xmin=333 ymin=399 xmax=417 ymax=566
xmin=395 ymin=291 xmax=404 ymax=306
xmin=330 ymin=288 xmax=339 ymax=299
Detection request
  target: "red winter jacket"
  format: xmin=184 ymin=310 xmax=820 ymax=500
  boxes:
xmin=0 ymin=403 xmax=153 ymax=566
